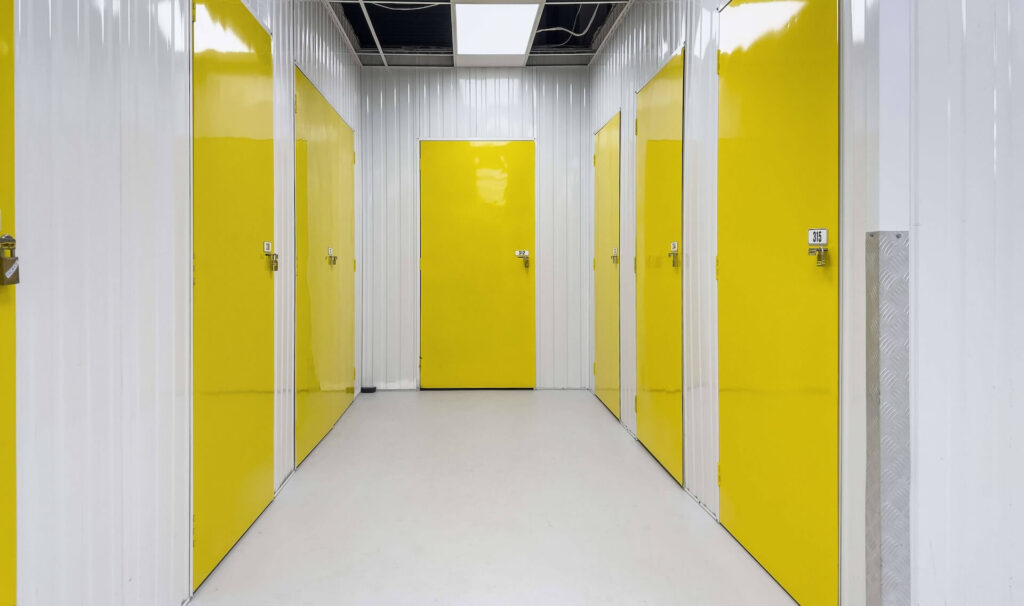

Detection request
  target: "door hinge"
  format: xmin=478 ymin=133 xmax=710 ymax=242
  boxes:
xmin=593 ymin=362 xmax=597 ymax=376
xmin=634 ymin=118 xmax=638 ymax=136
xmin=593 ymin=153 xmax=596 ymax=167
xmin=593 ymin=257 xmax=596 ymax=271
xmin=353 ymin=151 xmax=357 ymax=165
xmin=294 ymin=93 xmax=298 ymax=115
xmin=715 ymin=255 xmax=719 ymax=280
xmin=717 ymin=463 xmax=721 ymax=486
xmin=353 ymin=258 xmax=357 ymax=272
xmin=634 ymin=394 xmax=638 ymax=413
xmin=716 ymin=50 xmax=722 ymax=75
xmin=633 ymin=257 xmax=637 ymax=273
xmin=192 ymin=1 xmax=196 ymax=23
xmin=353 ymin=366 xmax=356 ymax=380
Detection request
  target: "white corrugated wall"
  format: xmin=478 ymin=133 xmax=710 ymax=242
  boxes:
xmin=360 ymin=67 xmax=592 ymax=390
xmin=13 ymin=0 xmax=360 ymax=603
xmin=241 ymin=0 xmax=364 ymax=490
xmin=589 ymin=0 xmax=720 ymax=514
xmin=14 ymin=0 xmax=192 ymax=604
xmin=910 ymin=0 xmax=1023 ymax=602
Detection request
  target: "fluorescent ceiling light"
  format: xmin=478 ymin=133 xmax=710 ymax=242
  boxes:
xmin=455 ymin=3 xmax=541 ymax=56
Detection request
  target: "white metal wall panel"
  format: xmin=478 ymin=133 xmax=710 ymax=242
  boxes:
xmin=242 ymin=0 xmax=363 ymax=491
xmin=910 ymin=0 xmax=1023 ymax=603
xmin=590 ymin=0 xmax=720 ymax=513
xmin=360 ymin=67 xmax=591 ymax=390
xmin=14 ymin=0 xmax=360 ymax=603
xmin=14 ymin=0 xmax=192 ymax=604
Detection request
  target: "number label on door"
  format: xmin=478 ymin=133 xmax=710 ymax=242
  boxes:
xmin=807 ymin=229 xmax=828 ymax=246
xmin=263 ymin=241 xmax=273 ymax=253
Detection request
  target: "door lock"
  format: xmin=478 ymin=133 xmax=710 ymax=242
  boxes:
xmin=808 ymin=246 xmax=828 ymax=267
xmin=0 ymin=234 xmax=19 ymax=286
xmin=668 ymin=241 xmax=680 ymax=267
xmin=514 ymin=249 xmax=530 ymax=268
xmin=263 ymin=241 xmax=279 ymax=272
xmin=327 ymin=246 xmax=338 ymax=266
xmin=611 ymin=247 xmax=619 ymax=264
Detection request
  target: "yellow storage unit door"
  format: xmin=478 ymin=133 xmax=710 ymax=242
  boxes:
xmin=294 ymin=67 xmax=356 ymax=466
xmin=192 ymin=0 xmax=275 ymax=589
xmin=718 ymin=1 xmax=839 ymax=604
xmin=635 ymin=54 xmax=684 ymax=484
xmin=594 ymin=114 xmax=621 ymax=418
xmin=420 ymin=141 xmax=535 ymax=389
xmin=1 ymin=0 xmax=15 ymax=602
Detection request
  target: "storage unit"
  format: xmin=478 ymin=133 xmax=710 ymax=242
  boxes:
xmin=635 ymin=54 xmax=685 ymax=485
xmin=420 ymin=141 xmax=536 ymax=389
xmin=718 ymin=0 xmax=841 ymax=603
xmin=1 ymin=0 xmax=15 ymax=602
xmin=593 ymin=113 xmax=621 ymax=418
xmin=294 ymin=67 xmax=357 ymax=465
xmin=192 ymin=0 xmax=276 ymax=588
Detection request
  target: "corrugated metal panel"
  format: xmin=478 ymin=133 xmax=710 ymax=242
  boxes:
xmin=590 ymin=0 xmax=720 ymax=514
xmin=14 ymin=0 xmax=360 ymax=602
xmin=360 ymin=67 xmax=591 ymax=390
xmin=14 ymin=0 xmax=191 ymax=604
xmin=911 ymin=0 xmax=1023 ymax=603
xmin=241 ymin=0 xmax=364 ymax=490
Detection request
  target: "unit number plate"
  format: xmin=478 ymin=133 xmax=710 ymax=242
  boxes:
xmin=808 ymin=229 xmax=828 ymax=246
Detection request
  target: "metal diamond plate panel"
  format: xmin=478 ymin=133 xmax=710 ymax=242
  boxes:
xmin=866 ymin=231 xmax=910 ymax=606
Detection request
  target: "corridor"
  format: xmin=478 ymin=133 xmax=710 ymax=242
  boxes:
xmin=191 ymin=391 xmax=792 ymax=605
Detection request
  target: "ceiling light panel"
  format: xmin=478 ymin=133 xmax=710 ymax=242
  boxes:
xmin=455 ymin=3 xmax=542 ymax=56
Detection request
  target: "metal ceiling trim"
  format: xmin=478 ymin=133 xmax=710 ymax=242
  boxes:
xmin=357 ymin=0 xmax=390 ymax=66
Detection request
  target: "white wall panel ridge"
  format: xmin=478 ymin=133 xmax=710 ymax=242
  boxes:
xmin=360 ymin=67 xmax=592 ymax=390
xmin=910 ymin=0 xmax=1024 ymax=603
xmin=14 ymin=0 xmax=361 ymax=604
xmin=14 ymin=0 xmax=192 ymax=604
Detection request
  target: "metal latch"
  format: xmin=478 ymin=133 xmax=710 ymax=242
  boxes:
xmin=808 ymin=246 xmax=829 ymax=267
xmin=0 ymin=234 xmax=18 ymax=286
xmin=327 ymin=246 xmax=338 ymax=266
xmin=668 ymin=241 xmax=680 ymax=267
xmin=263 ymin=241 xmax=279 ymax=272
xmin=514 ymin=249 xmax=530 ymax=268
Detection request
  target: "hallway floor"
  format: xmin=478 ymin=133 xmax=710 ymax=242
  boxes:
xmin=190 ymin=390 xmax=793 ymax=605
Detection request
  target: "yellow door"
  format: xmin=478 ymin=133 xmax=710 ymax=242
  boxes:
xmin=420 ymin=141 xmax=535 ymax=388
xmin=594 ymin=114 xmax=621 ymax=418
xmin=294 ymin=68 xmax=356 ymax=465
xmin=718 ymin=1 xmax=839 ymax=603
xmin=636 ymin=54 xmax=684 ymax=484
xmin=192 ymin=0 xmax=275 ymax=589
xmin=1 ymin=0 xmax=15 ymax=601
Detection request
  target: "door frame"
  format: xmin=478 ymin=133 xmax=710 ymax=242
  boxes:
xmin=415 ymin=137 xmax=537 ymax=389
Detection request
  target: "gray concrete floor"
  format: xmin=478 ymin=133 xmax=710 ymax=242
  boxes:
xmin=191 ymin=390 xmax=793 ymax=605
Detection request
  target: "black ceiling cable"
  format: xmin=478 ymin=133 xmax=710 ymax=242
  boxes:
xmin=537 ymin=3 xmax=600 ymax=42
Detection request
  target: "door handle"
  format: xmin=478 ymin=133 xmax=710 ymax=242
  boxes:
xmin=514 ymin=249 xmax=530 ymax=268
